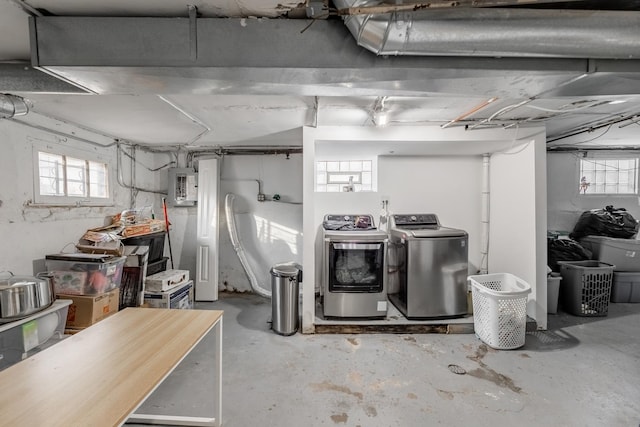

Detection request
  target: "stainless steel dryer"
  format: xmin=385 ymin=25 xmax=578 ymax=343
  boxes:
xmin=322 ymin=214 xmax=388 ymax=318
xmin=388 ymin=214 xmax=468 ymax=319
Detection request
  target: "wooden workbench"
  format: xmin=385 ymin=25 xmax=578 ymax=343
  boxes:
xmin=0 ymin=307 xmax=223 ymax=427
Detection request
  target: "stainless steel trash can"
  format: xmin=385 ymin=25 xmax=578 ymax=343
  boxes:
xmin=270 ymin=263 xmax=300 ymax=335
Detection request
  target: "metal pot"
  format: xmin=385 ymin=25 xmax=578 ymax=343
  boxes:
xmin=0 ymin=272 xmax=55 ymax=321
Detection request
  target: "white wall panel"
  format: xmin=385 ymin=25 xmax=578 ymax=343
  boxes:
xmin=196 ymin=158 xmax=219 ymax=301
xmin=489 ymin=132 xmax=547 ymax=328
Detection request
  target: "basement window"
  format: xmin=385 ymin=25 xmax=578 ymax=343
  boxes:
xmin=34 ymin=150 xmax=112 ymax=205
xmin=579 ymin=158 xmax=638 ymax=195
xmin=316 ymin=160 xmax=374 ymax=192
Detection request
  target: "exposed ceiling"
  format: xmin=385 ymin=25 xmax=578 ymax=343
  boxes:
xmin=1 ymin=0 xmax=640 ymax=153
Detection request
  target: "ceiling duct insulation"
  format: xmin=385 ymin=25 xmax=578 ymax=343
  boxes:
xmin=333 ymin=0 xmax=640 ymax=58
xmin=0 ymin=94 xmax=28 ymax=118
xmin=27 ymin=13 xmax=640 ymax=103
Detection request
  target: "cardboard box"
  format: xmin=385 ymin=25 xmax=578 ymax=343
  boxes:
xmin=57 ymin=288 xmax=120 ymax=328
xmin=144 ymin=281 xmax=193 ymax=309
xmin=121 ymin=219 xmax=166 ymax=238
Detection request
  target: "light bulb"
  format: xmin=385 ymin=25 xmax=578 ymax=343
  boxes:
xmin=374 ymin=110 xmax=388 ymax=127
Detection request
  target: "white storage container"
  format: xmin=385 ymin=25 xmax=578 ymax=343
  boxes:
xmin=145 ymin=269 xmax=190 ymax=292
xmin=468 ymin=273 xmax=531 ymax=350
xmin=0 ymin=299 xmax=71 ymax=370
xmin=547 ymin=275 xmax=562 ymax=314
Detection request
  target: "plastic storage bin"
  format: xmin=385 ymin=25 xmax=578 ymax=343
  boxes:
xmin=468 ymin=273 xmax=531 ymax=350
xmin=558 ymin=260 xmax=614 ymax=316
xmin=121 ymin=232 xmax=166 ymax=263
xmin=547 ymin=275 xmax=562 ymax=314
xmin=119 ymin=246 xmax=149 ymax=309
xmin=579 ymin=235 xmax=640 ymax=271
xmin=45 ymin=254 xmax=125 ymax=295
xmin=0 ymin=299 xmax=71 ymax=371
xmin=611 ymin=272 xmax=640 ymax=303
xmin=146 ymin=257 xmax=169 ymax=277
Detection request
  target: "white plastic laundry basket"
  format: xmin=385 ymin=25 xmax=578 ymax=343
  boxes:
xmin=468 ymin=273 xmax=532 ymax=350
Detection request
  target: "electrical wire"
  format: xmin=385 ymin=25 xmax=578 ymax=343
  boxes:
xmin=524 ymin=101 xmax=608 ymax=114
xmin=548 ymin=124 xmax=613 ymax=148
xmin=116 ymin=143 xmax=168 ymax=196
xmin=118 ymin=144 xmax=176 ymax=172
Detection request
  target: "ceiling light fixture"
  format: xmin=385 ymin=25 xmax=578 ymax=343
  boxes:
xmin=373 ymin=109 xmax=388 ymax=127
xmin=0 ymin=94 xmax=29 ymax=119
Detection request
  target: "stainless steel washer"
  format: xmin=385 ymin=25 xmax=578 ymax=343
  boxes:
xmin=388 ymin=214 xmax=468 ymax=319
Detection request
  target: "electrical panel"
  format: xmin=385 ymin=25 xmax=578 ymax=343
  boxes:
xmin=168 ymin=168 xmax=198 ymax=207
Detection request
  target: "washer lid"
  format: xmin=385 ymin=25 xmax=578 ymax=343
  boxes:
xmin=396 ymin=226 xmax=467 ymax=238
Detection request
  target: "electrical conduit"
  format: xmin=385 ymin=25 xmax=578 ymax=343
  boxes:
xmin=224 ymin=193 xmax=271 ymax=298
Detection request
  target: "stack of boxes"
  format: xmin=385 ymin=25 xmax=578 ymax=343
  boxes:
xmin=45 ymin=253 xmax=126 ymax=333
xmin=143 ymin=269 xmax=193 ymax=309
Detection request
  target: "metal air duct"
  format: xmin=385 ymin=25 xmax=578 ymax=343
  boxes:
xmin=333 ymin=0 xmax=640 ymax=59
xmin=0 ymin=94 xmax=28 ymax=119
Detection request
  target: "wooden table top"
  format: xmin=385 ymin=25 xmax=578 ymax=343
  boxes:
xmin=0 ymin=307 xmax=223 ymax=427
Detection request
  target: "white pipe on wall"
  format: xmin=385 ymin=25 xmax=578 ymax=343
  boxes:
xmin=224 ymin=193 xmax=271 ymax=298
xmin=480 ymin=154 xmax=490 ymax=274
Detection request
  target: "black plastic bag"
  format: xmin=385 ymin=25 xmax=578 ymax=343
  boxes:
xmin=547 ymin=238 xmax=592 ymax=272
xmin=569 ymin=205 xmax=639 ymax=240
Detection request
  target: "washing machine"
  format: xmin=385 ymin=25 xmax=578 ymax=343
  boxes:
xmin=388 ymin=214 xmax=468 ymax=319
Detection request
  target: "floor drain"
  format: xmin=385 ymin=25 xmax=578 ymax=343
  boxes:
xmin=448 ymin=364 xmax=467 ymax=375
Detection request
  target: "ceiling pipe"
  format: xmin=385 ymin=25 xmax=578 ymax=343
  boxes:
xmin=0 ymin=94 xmax=29 ymax=119
xmin=333 ymin=0 xmax=640 ymax=59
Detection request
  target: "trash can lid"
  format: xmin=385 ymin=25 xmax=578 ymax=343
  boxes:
xmin=271 ymin=263 xmax=299 ymax=277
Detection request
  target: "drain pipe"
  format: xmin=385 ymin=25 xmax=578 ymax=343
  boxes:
xmin=480 ymin=154 xmax=490 ymax=274
xmin=0 ymin=94 xmax=29 ymax=119
xmin=224 ymin=193 xmax=271 ymax=298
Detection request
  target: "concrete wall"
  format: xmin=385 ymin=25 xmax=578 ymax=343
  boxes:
xmin=0 ymin=118 xmax=158 ymax=275
xmin=547 ymin=151 xmax=640 ymax=232
xmin=148 ymin=154 xmax=304 ymax=295
xmin=378 ymin=155 xmax=484 ymax=274
xmin=0 ymin=117 xmax=304 ymax=299
xmin=217 ymin=154 xmax=303 ymax=293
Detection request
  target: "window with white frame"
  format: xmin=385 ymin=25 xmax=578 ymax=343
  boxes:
xmin=579 ymin=157 xmax=638 ymax=195
xmin=35 ymin=150 xmax=111 ymax=205
xmin=316 ymin=160 xmax=373 ymax=192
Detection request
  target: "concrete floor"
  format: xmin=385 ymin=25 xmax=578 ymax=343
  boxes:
xmin=132 ymin=293 xmax=640 ymax=427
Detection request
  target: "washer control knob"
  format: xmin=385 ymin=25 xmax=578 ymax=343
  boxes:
xmin=410 ymin=215 xmax=417 ymax=221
